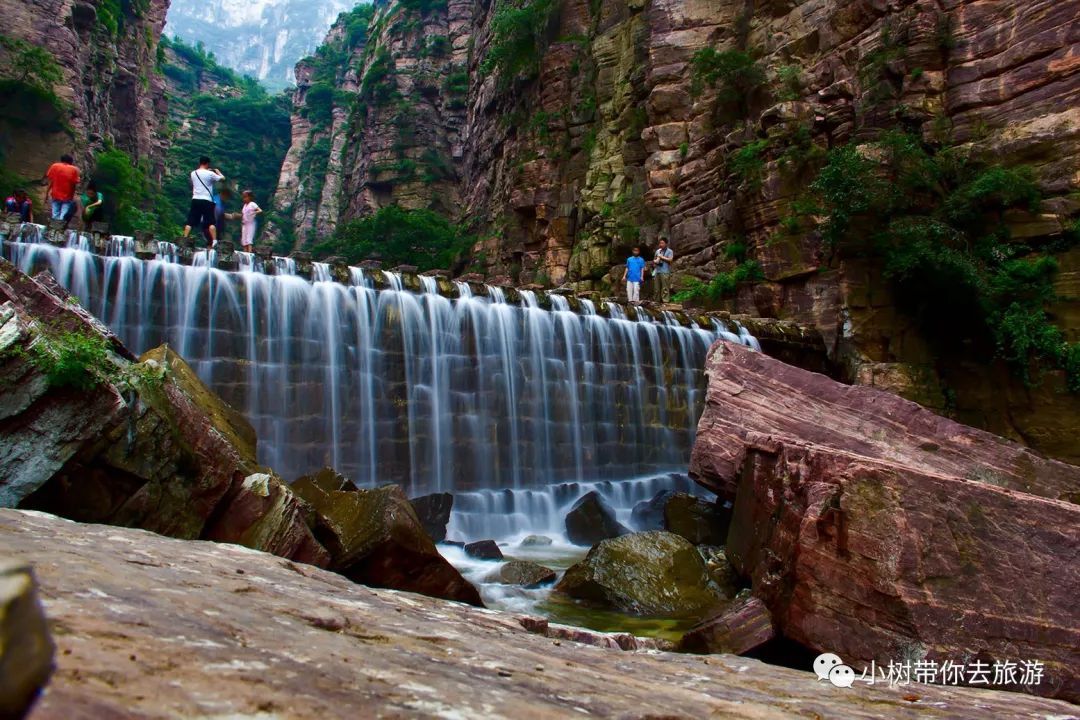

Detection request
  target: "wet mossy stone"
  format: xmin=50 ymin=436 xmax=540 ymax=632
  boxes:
xmin=555 ymin=531 xmax=727 ymax=617
xmin=484 ymin=560 xmax=557 ymax=588
xmin=464 ymin=540 xmax=503 ymax=560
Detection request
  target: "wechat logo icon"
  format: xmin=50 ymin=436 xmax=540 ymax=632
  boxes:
xmin=814 ymin=652 xmax=856 ymax=688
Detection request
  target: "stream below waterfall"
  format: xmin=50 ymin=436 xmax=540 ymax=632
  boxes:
xmin=2 ymin=225 xmax=751 ymax=638
xmin=438 ymin=472 xmax=715 ymax=639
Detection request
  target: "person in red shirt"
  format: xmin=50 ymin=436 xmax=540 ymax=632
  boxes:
xmin=45 ymin=154 xmax=80 ymax=224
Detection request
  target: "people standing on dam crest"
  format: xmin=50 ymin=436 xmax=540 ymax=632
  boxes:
xmin=80 ymin=182 xmax=104 ymax=228
xmin=239 ymin=190 xmax=262 ymax=253
xmin=5 ymin=189 xmax=32 ymax=223
xmin=182 ymin=157 xmax=225 ymax=247
xmin=653 ymin=237 xmax=674 ymax=303
xmin=44 ymin=154 xmax=80 ymax=225
xmin=623 ymin=246 xmax=646 ymax=305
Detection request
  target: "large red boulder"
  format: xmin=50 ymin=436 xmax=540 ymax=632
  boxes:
xmin=690 ymin=340 xmax=1080 ymax=702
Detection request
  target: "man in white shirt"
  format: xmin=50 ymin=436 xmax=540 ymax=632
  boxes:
xmin=182 ymin=156 xmax=225 ymax=247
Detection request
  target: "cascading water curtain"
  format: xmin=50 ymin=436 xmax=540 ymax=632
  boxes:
xmin=2 ymin=230 xmax=745 ymax=495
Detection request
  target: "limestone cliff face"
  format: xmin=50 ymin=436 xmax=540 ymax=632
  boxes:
xmin=0 ymin=0 xmax=169 ymax=183
xmin=271 ymin=0 xmax=1080 ymax=458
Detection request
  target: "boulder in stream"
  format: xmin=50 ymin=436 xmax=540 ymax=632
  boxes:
xmin=291 ymin=481 xmax=482 ymax=607
xmin=564 ymin=491 xmax=630 ymax=546
xmin=409 ymin=492 xmax=454 ymax=542
xmin=630 ymin=491 xmax=730 ymax=545
xmin=485 ymin=560 xmax=557 ymax=588
xmin=520 ymin=534 xmax=553 ymax=547
xmin=555 ymin=531 xmax=728 ymax=617
xmin=464 ymin=539 xmax=503 ymax=560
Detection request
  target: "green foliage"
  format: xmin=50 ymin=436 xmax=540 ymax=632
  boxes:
xmin=24 ymin=327 xmax=114 ymax=391
xmin=776 ymin=64 xmax=803 ymax=101
xmin=93 ymin=148 xmax=160 ymax=234
xmin=810 ymin=130 xmax=1079 ymax=389
xmin=678 ymin=141 xmax=689 ymax=158
xmin=480 ymin=0 xmax=557 ymax=83
xmin=673 ymin=261 xmax=763 ymax=304
xmin=313 ymin=206 xmax=473 ymax=271
xmin=689 ymin=48 xmax=765 ymax=118
xmin=0 ymin=35 xmax=67 ymax=130
xmin=361 ymin=47 xmax=398 ymax=106
xmin=0 ymin=35 xmax=64 ymax=91
xmin=723 ymin=240 xmax=747 ymax=262
xmin=730 ymin=139 xmax=769 ymax=187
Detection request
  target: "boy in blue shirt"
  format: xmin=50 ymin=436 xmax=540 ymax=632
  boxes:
xmin=622 ymin=246 xmax=647 ymax=305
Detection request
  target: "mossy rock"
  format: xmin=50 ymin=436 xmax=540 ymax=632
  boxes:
xmin=484 ymin=560 xmax=557 ymax=588
xmin=555 ymin=531 xmax=727 ymax=617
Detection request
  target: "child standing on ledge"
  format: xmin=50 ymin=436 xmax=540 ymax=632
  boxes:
xmin=239 ymin=190 xmax=262 ymax=253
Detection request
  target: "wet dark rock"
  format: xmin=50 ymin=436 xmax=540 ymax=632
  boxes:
xmin=293 ymin=467 xmax=359 ymax=495
xmin=464 ymin=540 xmax=503 ymax=560
xmin=409 ymin=492 xmax=454 ymax=543
xmin=664 ymin=494 xmax=730 ymax=546
xmin=485 ymin=560 xmax=557 ymax=588
xmin=556 ymin=531 xmax=727 ymax=617
xmin=565 ymin=491 xmax=630 ymax=546
xmin=630 ymin=490 xmax=673 ymax=531
xmin=291 ymin=481 xmax=482 ymax=607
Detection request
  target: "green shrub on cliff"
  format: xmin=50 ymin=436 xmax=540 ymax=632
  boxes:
xmin=689 ymin=48 xmax=765 ymax=119
xmin=24 ymin=327 xmax=115 ymax=391
xmin=480 ymin=0 xmax=557 ymax=84
xmin=810 ymin=130 xmax=1079 ymax=389
xmin=314 ymin=206 xmax=473 ymax=271
xmin=674 ymin=260 xmax=763 ymax=305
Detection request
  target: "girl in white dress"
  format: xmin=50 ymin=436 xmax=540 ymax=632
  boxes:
xmin=240 ymin=190 xmax=263 ymax=252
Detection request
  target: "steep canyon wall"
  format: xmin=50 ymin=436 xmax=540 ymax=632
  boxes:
xmin=271 ymin=0 xmax=1080 ymax=461
xmin=0 ymin=0 xmax=169 ymax=184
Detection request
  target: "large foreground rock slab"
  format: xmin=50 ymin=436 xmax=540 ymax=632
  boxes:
xmin=690 ymin=341 xmax=1080 ymax=702
xmin=0 ymin=559 xmax=53 ymax=719
xmin=5 ymin=511 xmax=1076 ymax=720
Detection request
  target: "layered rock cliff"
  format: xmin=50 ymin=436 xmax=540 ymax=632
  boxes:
xmin=271 ymin=0 xmax=1080 ymax=461
xmin=0 ymin=0 xmax=169 ymax=184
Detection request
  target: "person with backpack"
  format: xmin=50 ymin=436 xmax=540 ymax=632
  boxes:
xmin=182 ymin=156 xmax=225 ymax=247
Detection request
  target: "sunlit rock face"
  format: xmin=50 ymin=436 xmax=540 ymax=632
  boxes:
xmin=267 ymin=0 xmax=1080 ymax=459
xmin=164 ymin=0 xmax=354 ymax=90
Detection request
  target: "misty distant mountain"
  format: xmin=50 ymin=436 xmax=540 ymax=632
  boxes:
xmin=165 ymin=0 xmax=362 ymax=91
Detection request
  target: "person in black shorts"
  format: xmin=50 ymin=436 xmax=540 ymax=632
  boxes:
xmin=182 ymin=156 xmax=225 ymax=247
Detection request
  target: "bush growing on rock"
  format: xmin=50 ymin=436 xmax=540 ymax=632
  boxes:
xmin=480 ymin=0 xmax=557 ymax=84
xmin=808 ymin=130 xmax=1080 ymax=390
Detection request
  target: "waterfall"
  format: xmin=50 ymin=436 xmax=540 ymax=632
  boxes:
xmin=1 ymin=227 xmax=755 ymax=497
